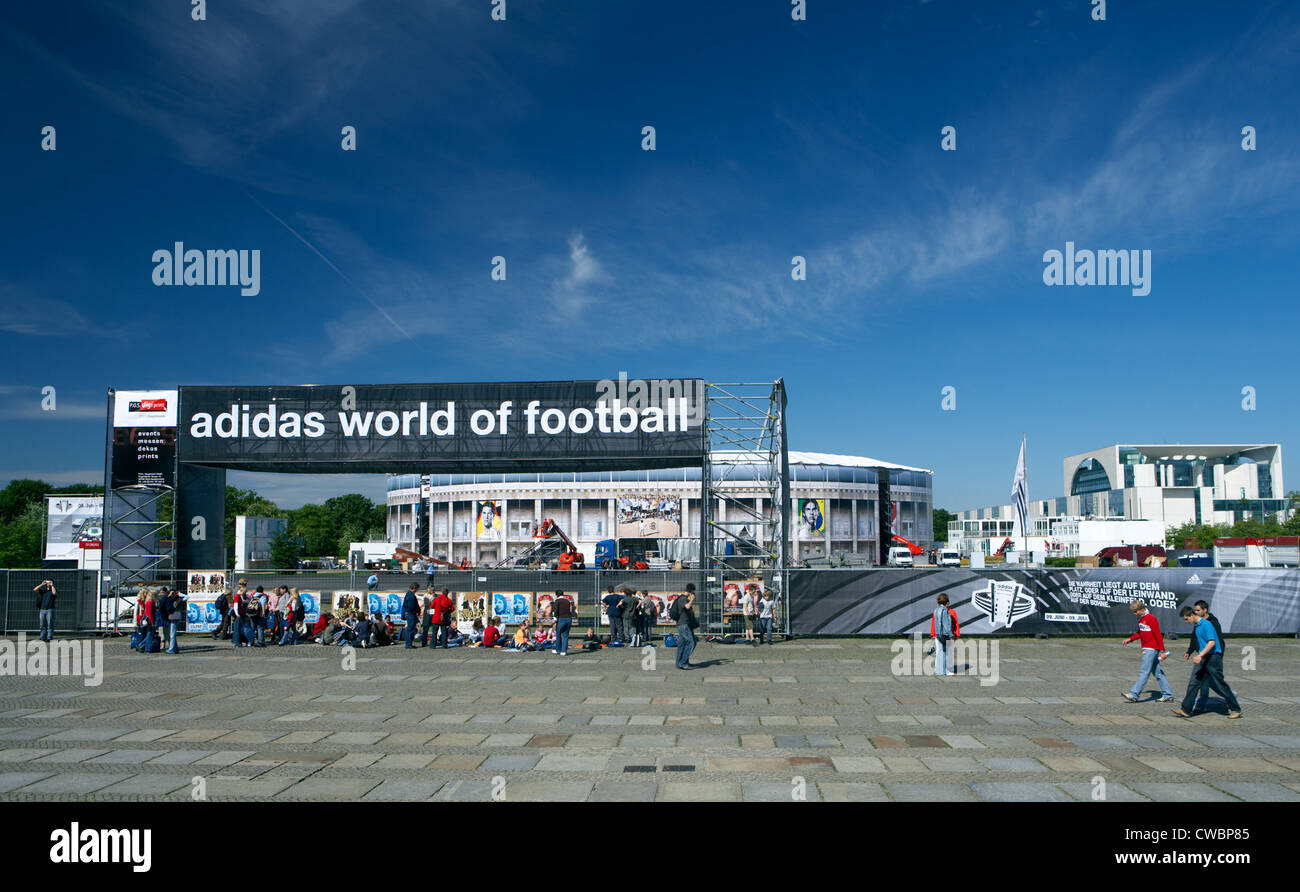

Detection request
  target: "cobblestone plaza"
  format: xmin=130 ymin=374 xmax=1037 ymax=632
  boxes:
xmin=1 ymin=635 xmax=1297 ymax=803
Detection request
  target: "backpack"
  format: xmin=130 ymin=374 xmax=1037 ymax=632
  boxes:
xmin=246 ymin=597 xmax=263 ymax=619
xmin=669 ymin=599 xmax=682 ymax=623
xmin=934 ymin=606 xmax=953 ymax=638
xmin=215 ymin=592 xmax=228 ymax=613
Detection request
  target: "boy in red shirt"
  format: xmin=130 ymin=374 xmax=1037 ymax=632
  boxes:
xmin=1121 ymin=598 xmax=1173 ymax=702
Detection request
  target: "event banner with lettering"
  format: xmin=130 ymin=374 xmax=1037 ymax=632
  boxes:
xmin=176 ymin=379 xmax=705 ymax=474
xmin=112 ymin=390 xmax=178 ymax=487
xmin=788 ymin=568 xmax=1300 ymax=637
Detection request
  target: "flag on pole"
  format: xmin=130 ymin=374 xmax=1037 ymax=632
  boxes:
xmin=1011 ymin=435 xmax=1029 ymax=543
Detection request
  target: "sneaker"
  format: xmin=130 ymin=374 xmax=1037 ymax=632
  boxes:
xmin=1122 ymin=692 xmax=1138 ymax=702
xmin=1159 ymin=696 xmax=1174 ymax=702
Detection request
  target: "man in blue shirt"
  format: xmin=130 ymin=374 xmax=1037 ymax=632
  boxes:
xmin=1172 ymin=606 xmax=1242 ymax=719
xmin=401 ymin=583 xmax=420 ymax=648
xmin=602 ymin=585 xmax=625 ymax=643
xmin=33 ymin=580 xmax=57 ymax=642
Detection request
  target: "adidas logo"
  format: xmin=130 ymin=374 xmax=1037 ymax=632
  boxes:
xmin=1186 ymin=574 xmax=1203 ymax=585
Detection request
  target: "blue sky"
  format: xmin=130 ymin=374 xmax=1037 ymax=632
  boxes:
xmin=1 ymin=0 xmax=1298 ymax=509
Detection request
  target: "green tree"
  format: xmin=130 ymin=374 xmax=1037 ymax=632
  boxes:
xmin=268 ymin=529 xmax=304 ymax=569
xmin=0 ymin=502 xmax=44 ymax=567
xmin=932 ymin=508 xmax=955 ymax=543
xmin=289 ymin=503 xmax=337 ymax=557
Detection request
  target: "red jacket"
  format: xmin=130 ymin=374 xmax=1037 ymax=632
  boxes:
xmin=1125 ymin=611 xmax=1165 ymax=650
xmin=432 ymin=594 xmax=455 ymax=625
xmin=483 ymin=625 xmax=502 ymax=647
xmin=929 ymin=607 xmax=960 ymax=638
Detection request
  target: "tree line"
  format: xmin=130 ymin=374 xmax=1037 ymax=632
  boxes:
xmin=0 ymin=479 xmax=385 ymax=569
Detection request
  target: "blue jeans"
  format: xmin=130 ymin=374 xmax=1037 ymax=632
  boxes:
xmin=934 ymin=636 xmax=949 ymax=675
xmin=254 ymin=616 xmax=266 ymax=646
xmin=437 ymin=623 xmax=451 ymax=647
xmin=403 ymin=613 xmax=419 ymax=647
xmin=231 ymin=616 xmax=244 ymax=646
xmin=1129 ymin=649 xmax=1173 ymax=699
xmin=166 ymin=620 xmax=180 ymax=653
xmin=759 ymin=617 xmax=773 ymax=644
xmin=675 ymin=625 xmax=696 ymax=667
xmin=279 ymin=623 xmax=298 ymax=646
xmin=555 ymin=618 xmax=572 ymax=653
xmin=39 ymin=608 xmax=55 ymax=641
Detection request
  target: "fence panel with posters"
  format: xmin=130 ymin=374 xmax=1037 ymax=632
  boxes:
xmin=788 ymin=567 xmax=1300 ymax=637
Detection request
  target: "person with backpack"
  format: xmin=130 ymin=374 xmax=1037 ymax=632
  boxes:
xmin=402 ymin=583 xmax=421 ymax=649
xmin=671 ymin=584 xmax=699 ymax=670
xmin=433 ymin=588 xmax=456 ymax=648
xmin=1121 ymin=598 xmax=1173 ymax=702
xmin=229 ymin=579 xmax=249 ymax=647
xmin=133 ymin=589 xmax=157 ymax=652
xmin=602 ymin=585 xmax=625 ymax=643
xmin=212 ymin=588 xmax=231 ymax=640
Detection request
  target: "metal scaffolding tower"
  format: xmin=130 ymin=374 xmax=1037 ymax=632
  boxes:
xmin=698 ymin=380 xmax=790 ymax=572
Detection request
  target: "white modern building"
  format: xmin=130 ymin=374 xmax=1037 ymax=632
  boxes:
xmin=950 ymin=443 xmax=1285 ymax=557
xmin=385 ymin=451 xmax=934 ymax=567
xmin=233 ymin=515 xmax=287 ymax=572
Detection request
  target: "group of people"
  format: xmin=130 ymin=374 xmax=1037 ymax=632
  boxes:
xmin=209 ymin=581 xmax=310 ymax=647
xmin=1119 ymin=597 xmax=1243 ymax=719
xmin=924 ymin=592 xmax=1243 ymax=719
xmin=131 ymin=586 xmax=188 ymax=654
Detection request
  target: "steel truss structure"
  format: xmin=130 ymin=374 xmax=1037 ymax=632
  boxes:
xmin=698 ymin=380 xmax=790 ymax=573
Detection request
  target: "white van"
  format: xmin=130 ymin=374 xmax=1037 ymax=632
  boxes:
xmin=887 ymin=546 xmax=914 ymax=567
xmin=937 ymin=549 xmax=961 ymax=567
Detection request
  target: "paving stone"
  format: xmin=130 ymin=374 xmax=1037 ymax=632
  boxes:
xmin=656 ymin=781 xmax=741 ymax=802
xmin=831 ymin=756 xmax=886 ymax=773
xmin=972 ymin=782 xmax=1074 ymax=802
xmin=1134 ymin=755 xmax=1205 ymax=773
xmin=15 ymin=772 xmax=130 ymax=794
xmin=1210 ymin=782 xmax=1300 ymax=802
xmin=1057 ymin=781 xmax=1150 ymax=802
xmin=1186 ymin=757 xmax=1285 ymax=773
xmin=480 ymin=754 xmax=541 ymax=772
xmin=0 ymin=748 xmax=45 ymax=763
xmin=206 ymin=777 xmax=300 ymax=799
xmin=282 ymin=778 xmax=381 ymax=799
xmin=97 ymin=775 xmax=194 ymax=796
xmin=323 ymin=731 xmax=388 ymax=745
xmin=885 ymin=782 xmax=978 ymax=802
xmin=429 ymin=754 xmax=486 ymax=770
xmin=32 ymin=749 xmax=111 ymax=764
xmin=817 ymin=782 xmax=890 ymax=802
xmin=361 ymin=779 xmax=445 ymax=801
xmin=1130 ymin=783 xmax=1242 ymax=802
xmin=0 ymin=771 xmax=54 ymax=792
xmin=706 ymin=756 xmax=789 ymax=772
xmin=534 ymin=754 xmax=610 ymax=772
xmin=1038 ymin=756 xmax=1109 ymax=773
xmin=980 ymin=758 xmax=1048 ymax=772
xmin=588 ymin=781 xmax=658 ymax=802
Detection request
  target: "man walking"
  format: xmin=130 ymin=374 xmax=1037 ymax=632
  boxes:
xmin=33 ymin=579 xmax=57 ymax=643
xmin=672 ymin=584 xmax=699 ymax=670
xmin=1121 ymin=599 xmax=1172 ymax=702
xmin=1185 ymin=600 xmax=1227 ymax=712
xmin=402 ymin=583 xmax=421 ymax=648
xmin=1172 ymin=606 xmax=1242 ymax=719
xmin=419 ymin=586 xmax=436 ymax=647
xmin=552 ymin=590 xmax=573 ymax=656
xmin=230 ymin=579 xmax=249 ymax=647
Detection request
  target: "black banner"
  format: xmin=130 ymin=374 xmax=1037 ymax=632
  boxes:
xmin=789 ymin=568 xmax=1300 ymax=636
xmin=176 ymin=379 xmax=706 ymax=474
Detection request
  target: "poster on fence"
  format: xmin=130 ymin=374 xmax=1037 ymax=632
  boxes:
xmin=534 ymin=591 xmax=577 ymax=624
xmin=492 ymin=592 xmax=532 ymax=625
xmin=722 ymin=580 xmax=764 ymax=617
xmin=183 ymin=570 xmax=228 ymax=633
xmin=456 ymin=592 xmax=489 ymax=627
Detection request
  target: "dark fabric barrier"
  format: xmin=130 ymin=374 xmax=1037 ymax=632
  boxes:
xmin=788 ymin=568 xmax=1300 ymax=637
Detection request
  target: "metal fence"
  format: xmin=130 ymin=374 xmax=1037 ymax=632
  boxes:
xmin=0 ymin=567 xmax=791 ymax=639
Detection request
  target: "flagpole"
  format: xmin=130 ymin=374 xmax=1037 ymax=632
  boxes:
xmin=1023 ymin=433 xmax=1030 ymax=561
